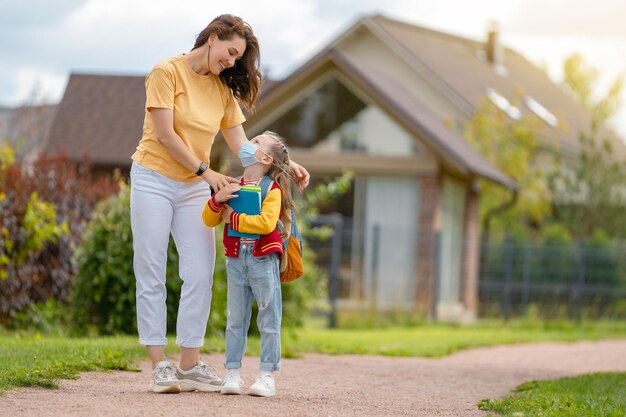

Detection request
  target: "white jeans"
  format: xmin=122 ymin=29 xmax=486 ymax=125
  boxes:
xmin=130 ymin=162 xmax=215 ymax=348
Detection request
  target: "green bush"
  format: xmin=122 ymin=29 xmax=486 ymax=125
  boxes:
xmin=537 ymin=224 xmax=576 ymax=286
xmin=586 ymin=230 xmax=620 ymax=287
xmin=6 ymin=299 xmax=70 ymax=335
xmin=0 ymin=144 xmax=118 ymax=325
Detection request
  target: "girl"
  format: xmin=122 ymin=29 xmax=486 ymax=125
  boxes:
xmin=202 ymin=131 xmax=295 ymax=397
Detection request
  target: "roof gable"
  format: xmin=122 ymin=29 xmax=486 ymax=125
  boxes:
xmin=331 ymin=51 xmax=516 ymax=188
xmin=247 ymin=49 xmax=516 ymax=189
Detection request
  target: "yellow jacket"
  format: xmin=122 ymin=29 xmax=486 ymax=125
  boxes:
xmin=202 ymin=181 xmax=284 ymax=257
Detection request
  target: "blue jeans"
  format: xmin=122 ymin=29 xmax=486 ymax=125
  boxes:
xmin=224 ymin=243 xmax=282 ymax=371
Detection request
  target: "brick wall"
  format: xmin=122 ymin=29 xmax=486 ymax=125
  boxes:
xmin=414 ymin=174 xmax=442 ymax=314
xmin=461 ymin=188 xmax=480 ymax=319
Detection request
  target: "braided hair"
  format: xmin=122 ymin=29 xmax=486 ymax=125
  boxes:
xmin=262 ymin=131 xmax=296 ymax=216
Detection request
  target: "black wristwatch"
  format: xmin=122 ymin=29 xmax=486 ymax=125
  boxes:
xmin=195 ymin=161 xmax=208 ymax=176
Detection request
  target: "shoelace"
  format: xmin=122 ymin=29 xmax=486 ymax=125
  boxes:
xmin=254 ymin=374 xmax=273 ymax=388
xmin=224 ymin=371 xmax=242 ymax=384
xmin=196 ymin=361 xmax=218 ymax=378
xmin=156 ymin=364 xmax=177 ymax=381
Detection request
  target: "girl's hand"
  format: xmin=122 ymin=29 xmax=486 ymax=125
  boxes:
xmin=214 ymin=183 xmax=241 ymax=203
xmin=221 ymin=205 xmax=233 ymax=223
xmin=289 ymin=160 xmax=310 ymax=192
xmin=202 ymin=169 xmax=238 ymax=192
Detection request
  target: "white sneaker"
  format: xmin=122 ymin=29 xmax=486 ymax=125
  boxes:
xmin=176 ymin=361 xmax=222 ymax=392
xmin=221 ymin=369 xmax=244 ymax=395
xmin=149 ymin=361 xmax=181 ymax=394
xmin=247 ymin=373 xmax=275 ymax=397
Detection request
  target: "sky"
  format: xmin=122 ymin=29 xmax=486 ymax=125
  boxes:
xmin=1 ymin=0 xmax=625 ymax=140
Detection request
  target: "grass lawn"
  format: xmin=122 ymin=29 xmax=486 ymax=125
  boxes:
xmin=478 ymin=372 xmax=626 ymax=417
xmin=281 ymin=319 xmax=626 ymax=357
xmin=0 ymin=334 xmax=144 ymax=391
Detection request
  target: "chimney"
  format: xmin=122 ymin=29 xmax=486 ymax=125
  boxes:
xmin=486 ymin=20 xmax=503 ymax=67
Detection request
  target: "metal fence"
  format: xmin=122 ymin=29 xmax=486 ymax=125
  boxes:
xmin=478 ymin=236 xmax=626 ymax=320
xmin=307 ymin=215 xmax=626 ymax=321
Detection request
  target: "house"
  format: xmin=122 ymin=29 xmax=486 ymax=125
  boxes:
xmin=41 ymin=14 xmax=625 ymax=321
xmin=1 ymin=104 xmax=57 ymax=163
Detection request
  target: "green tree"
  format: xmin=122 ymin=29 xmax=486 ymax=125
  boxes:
xmin=460 ymin=96 xmax=553 ymax=237
xmin=548 ymin=130 xmax=626 ymax=238
xmin=561 ymin=53 xmax=623 ymax=125
xmin=549 ymin=54 xmax=626 ymax=238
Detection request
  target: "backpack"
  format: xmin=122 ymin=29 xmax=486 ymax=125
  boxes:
xmin=259 ymin=176 xmax=304 ymax=284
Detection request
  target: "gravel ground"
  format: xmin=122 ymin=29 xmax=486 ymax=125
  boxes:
xmin=2 ymin=339 xmax=626 ymax=417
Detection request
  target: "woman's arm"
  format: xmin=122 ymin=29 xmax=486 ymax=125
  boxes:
xmin=152 ymin=108 xmax=236 ymax=191
xmin=221 ymin=124 xmax=311 ymax=191
xmin=221 ymin=124 xmax=248 ymax=154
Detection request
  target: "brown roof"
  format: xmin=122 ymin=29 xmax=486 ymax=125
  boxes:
xmin=45 ymin=73 xmax=146 ymax=167
xmin=370 ymin=14 xmax=626 ymax=159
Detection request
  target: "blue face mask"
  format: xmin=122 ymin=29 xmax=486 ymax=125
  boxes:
xmin=238 ymin=142 xmax=259 ymax=167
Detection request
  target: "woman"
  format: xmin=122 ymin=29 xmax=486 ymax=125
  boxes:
xmin=130 ymin=14 xmax=309 ymax=394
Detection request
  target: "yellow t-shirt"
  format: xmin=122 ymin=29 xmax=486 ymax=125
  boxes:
xmin=132 ymin=54 xmax=246 ymax=181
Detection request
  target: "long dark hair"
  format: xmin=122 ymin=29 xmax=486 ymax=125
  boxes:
xmin=192 ymin=14 xmax=261 ymax=111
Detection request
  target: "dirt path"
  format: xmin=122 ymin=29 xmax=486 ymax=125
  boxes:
xmin=2 ymin=339 xmax=626 ymax=416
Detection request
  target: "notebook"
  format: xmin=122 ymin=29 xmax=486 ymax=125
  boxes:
xmin=227 ymin=187 xmax=261 ymax=239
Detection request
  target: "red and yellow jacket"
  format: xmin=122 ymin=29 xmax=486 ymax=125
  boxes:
xmin=202 ymin=180 xmax=284 ymax=258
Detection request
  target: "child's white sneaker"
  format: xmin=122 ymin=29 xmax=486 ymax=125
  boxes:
xmin=247 ymin=373 xmax=275 ymax=397
xmin=221 ymin=369 xmax=244 ymax=395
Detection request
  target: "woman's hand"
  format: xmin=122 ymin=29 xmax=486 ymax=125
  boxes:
xmin=221 ymin=205 xmax=233 ymax=223
xmin=214 ymin=183 xmax=241 ymax=204
xmin=289 ymin=160 xmax=310 ymax=192
xmin=202 ymin=169 xmax=238 ymax=192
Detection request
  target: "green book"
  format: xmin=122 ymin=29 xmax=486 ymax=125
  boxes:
xmin=240 ymin=185 xmax=261 ymax=193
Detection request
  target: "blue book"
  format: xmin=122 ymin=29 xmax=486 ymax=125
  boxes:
xmin=227 ymin=188 xmax=261 ymax=239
